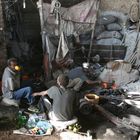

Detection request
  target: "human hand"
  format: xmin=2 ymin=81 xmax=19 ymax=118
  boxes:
xmin=94 ymin=80 xmax=101 ymax=86
xmin=32 ymin=92 xmax=38 ymax=97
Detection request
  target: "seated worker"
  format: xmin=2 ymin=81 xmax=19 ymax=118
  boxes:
xmin=2 ymin=58 xmax=35 ymax=106
xmin=52 ymin=59 xmax=83 ymax=92
xmin=33 ymin=74 xmax=76 ymax=121
xmin=67 ymin=62 xmax=100 ymax=85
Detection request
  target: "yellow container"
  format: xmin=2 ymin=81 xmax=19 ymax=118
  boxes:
xmin=84 ymin=93 xmax=99 ymax=104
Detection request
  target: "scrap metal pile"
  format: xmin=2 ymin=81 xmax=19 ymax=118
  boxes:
xmin=83 ymin=77 xmax=140 ymax=137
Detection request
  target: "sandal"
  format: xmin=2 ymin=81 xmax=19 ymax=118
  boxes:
xmin=28 ymin=105 xmax=40 ymax=113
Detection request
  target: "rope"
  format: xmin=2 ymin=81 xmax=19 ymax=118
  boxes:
xmin=53 ymin=0 xmax=61 ymax=25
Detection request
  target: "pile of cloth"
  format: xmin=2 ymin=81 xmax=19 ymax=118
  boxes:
xmin=99 ymin=60 xmax=139 ymax=87
xmin=13 ymin=113 xmax=53 ymax=136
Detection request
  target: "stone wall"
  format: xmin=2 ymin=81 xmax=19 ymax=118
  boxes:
xmin=0 ymin=0 xmax=4 ymax=29
xmin=0 ymin=0 xmax=6 ymax=80
xmin=21 ymin=0 xmax=41 ymax=42
xmin=100 ymin=0 xmax=137 ymax=14
xmin=0 ymin=42 xmax=7 ymax=79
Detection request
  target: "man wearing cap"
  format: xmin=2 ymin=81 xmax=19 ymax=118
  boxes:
xmin=2 ymin=58 xmax=34 ymax=105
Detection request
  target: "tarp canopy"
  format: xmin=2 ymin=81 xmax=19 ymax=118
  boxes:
xmin=40 ymin=0 xmax=100 ymax=36
xmin=38 ymin=0 xmax=100 ymax=80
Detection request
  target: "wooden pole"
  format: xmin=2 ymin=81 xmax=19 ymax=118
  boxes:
xmin=87 ymin=0 xmax=100 ymax=63
xmin=38 ymin=0 xmax=44 ymax=31
xmin=37 ymin=0 xmax=45 ymax=53
xmin=37 ymin=0 xmax=52 ymax=81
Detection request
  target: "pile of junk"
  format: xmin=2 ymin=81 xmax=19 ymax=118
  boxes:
xmin=37 ymin=0 xmax=140 ymax=139
xmin=2 ymin=0 xmax=140 ymax=139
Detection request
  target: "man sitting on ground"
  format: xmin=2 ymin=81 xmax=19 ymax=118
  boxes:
xmin=2 ymin=58 xmax=35 ymax=108
xmin=33 ymin=74 xmax=76 ymax=121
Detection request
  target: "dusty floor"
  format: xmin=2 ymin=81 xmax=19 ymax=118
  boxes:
xmin=0 ymin=106 xmax=139 ymax=140
xmin=0 ymin=94 xmax=140 ymax=140
xmin=0 ymin=131 xmax=60 ymax=140
xmin=0 ymin=121 xmax=60 ymax=140
xmin=0 ymin=118 xmax=60 ymax=140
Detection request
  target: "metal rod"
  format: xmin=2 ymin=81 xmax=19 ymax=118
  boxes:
xmin=87 ymin=0 xmax=100 ymax=63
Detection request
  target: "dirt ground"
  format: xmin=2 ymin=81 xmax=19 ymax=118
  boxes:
xmin=0 ymin=131 xmax=60 ymax=140
xmin=0 ymin=100 xmax=140 ymax=140
xmin=0 ymin=111 xmax=138 ymax=140
xmin=0 ymin=120 xmax=60 ymax=140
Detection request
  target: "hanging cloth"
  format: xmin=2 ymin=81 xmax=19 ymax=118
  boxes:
xmin=56 ymin=32 xmax=69 ymax=60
